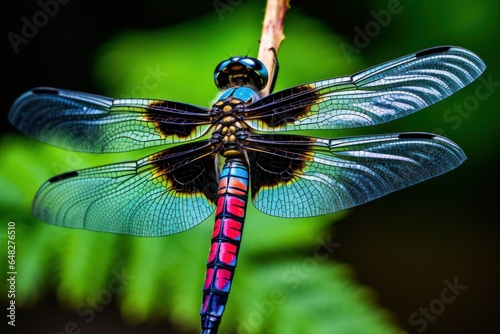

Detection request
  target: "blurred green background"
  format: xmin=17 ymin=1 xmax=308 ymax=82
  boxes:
xmin=1 ymin=0 xmax=499 ymax=333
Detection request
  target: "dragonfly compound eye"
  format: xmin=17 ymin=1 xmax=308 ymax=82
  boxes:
xmin=214 ymin=56 xmax=269 ymax=91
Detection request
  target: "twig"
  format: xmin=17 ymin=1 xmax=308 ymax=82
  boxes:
xmin=258 ymin=0 xmax=290 ymax=96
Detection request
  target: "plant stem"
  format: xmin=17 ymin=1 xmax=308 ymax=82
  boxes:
xmin=258 ymin=0 xmax=290 ymax=96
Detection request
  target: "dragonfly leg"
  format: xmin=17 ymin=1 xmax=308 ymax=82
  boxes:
xmin=266 ymin=47 xmax=279 ymax=94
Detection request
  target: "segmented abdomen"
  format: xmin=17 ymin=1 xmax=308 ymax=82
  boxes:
xmin=200 ymin=158 xmax=249 ymax=333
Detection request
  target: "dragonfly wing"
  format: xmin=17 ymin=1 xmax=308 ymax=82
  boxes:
xmin=246 ymin=133 xmax=465 ymax=217
xmin=246 ymin=46 xmax=486 ymax=131
xmin=33 ymin=141 xmax=218 ymax=236
xmin=9 ymin=87 xmax=212 ymax=153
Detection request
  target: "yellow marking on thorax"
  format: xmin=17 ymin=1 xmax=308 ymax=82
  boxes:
xmin=222 ymin=149 xmax=241 ymax=157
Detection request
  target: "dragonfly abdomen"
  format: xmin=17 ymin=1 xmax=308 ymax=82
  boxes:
xmin=200 ymin=158 xmax=249 ymax=333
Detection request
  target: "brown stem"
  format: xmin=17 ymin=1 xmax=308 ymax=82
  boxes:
xmin=258 ymin=0 xmax=290 ymax=96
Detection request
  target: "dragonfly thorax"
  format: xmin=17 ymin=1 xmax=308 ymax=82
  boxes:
xmin=211 ymin=117 xmax=249 ymax=157
xmin=210 ymin=90 xmax=254 ymax=157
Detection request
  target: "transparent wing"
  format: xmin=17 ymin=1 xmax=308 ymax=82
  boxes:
xmin=33 ymin=141 xmax=218 ymax=236
xmin=245 ymin=133 xmax=466 ymax=217
xmin=9 ymin=87 xmax=212 ymax=153
xmin=246 ymin=46 xmax=486 ymax=131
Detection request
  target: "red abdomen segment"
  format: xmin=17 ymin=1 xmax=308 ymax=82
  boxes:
xmin=200 ymin=158 xmax=249 ymax=333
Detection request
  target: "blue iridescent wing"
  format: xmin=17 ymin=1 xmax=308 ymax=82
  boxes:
xmin=245 ymin=133 xmax=465 ymax=217
xmin=245 ymin=46 xmax=486 ymax=131
xmin=9 ymin=87 xmax=212 ymax=153
xmin=33 ymin=141 xmax=218 ymax=236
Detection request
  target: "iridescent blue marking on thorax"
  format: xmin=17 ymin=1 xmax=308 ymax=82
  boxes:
xmin=217 ymin=87 xmax=260 ymax=104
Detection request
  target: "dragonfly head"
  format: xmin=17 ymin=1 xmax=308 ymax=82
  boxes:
xmin=214 ymin=56 xmax=269 ymax=91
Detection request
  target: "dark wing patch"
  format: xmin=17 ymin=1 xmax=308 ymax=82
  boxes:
xmin=146 ymin=100 xmax=213 ymax=140
xmin=245 ymin=84 xmax=320 ymax=128
xmin=243 ymin=135 xmax=316 ymax=196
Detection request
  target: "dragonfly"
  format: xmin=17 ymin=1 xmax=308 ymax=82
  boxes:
xmin=9 ymin=45 xmax=485 ymax=334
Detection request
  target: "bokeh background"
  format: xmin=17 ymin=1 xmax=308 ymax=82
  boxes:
xmin=1 ymin=0 xmax=499 ymax=333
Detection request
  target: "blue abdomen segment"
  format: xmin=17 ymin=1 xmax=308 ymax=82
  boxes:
xmin=200 ymin=158 xmax=249 ymax=333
